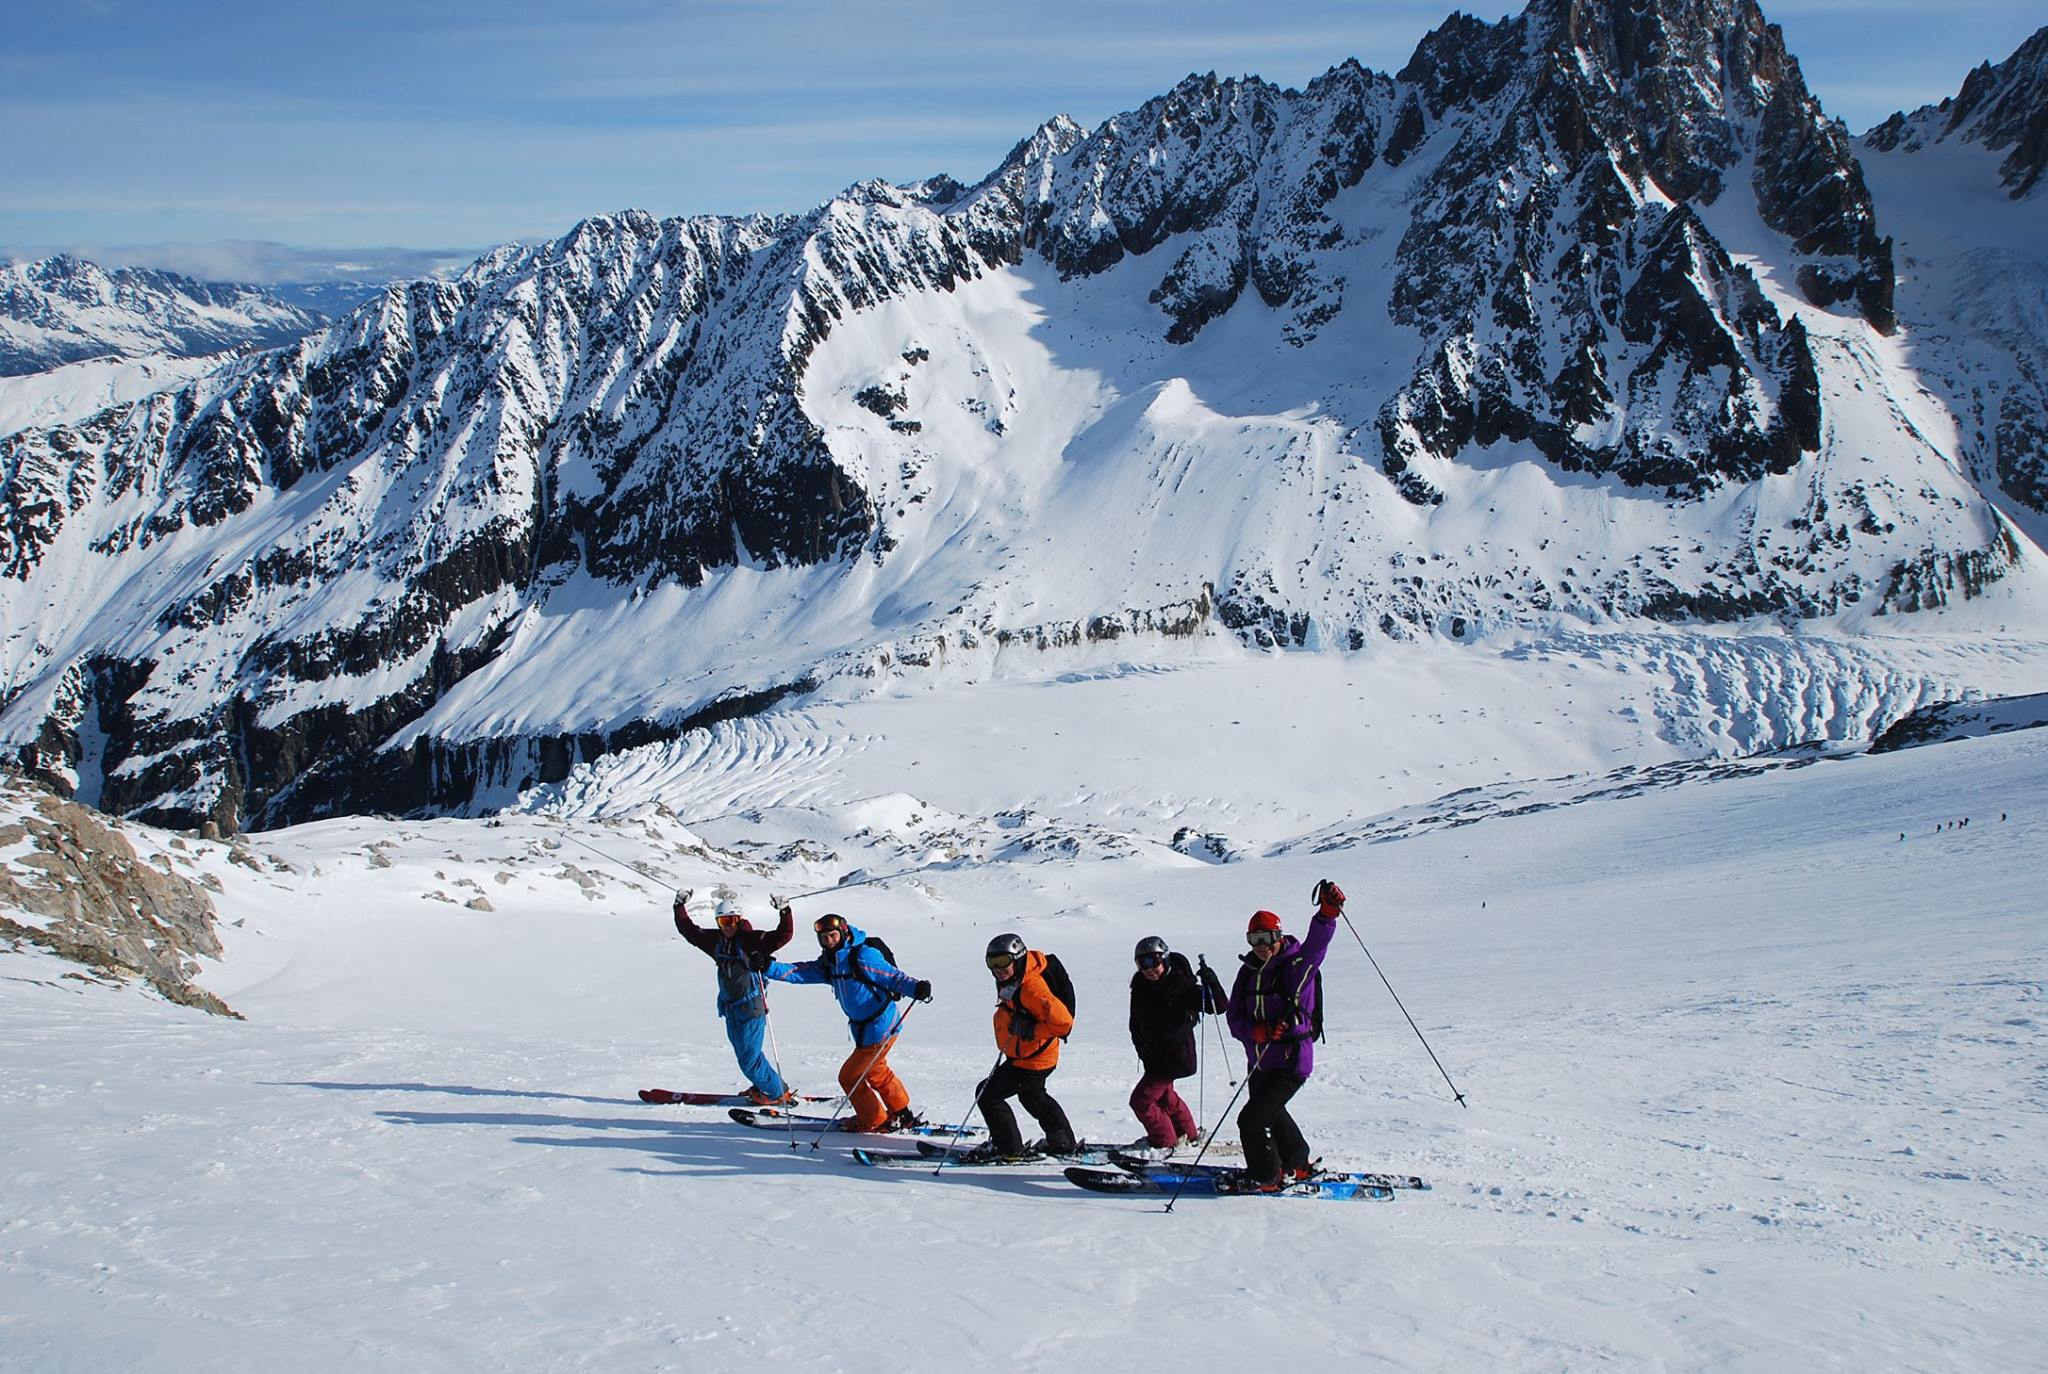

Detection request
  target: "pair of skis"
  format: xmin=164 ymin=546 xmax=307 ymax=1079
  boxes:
xmin=849 ymin=1138 xmax=1430 ymax=1203
xmin=1066 ymin=1151 xmax=1429 ymax=1202
xmin=701 ymin=1091 xmax=1430 ymax=1203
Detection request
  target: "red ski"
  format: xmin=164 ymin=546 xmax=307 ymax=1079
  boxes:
xmin=638 ymin=1088 xmax=832 ymax=1107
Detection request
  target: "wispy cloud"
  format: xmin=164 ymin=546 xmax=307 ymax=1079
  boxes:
xmin=3 ymin=0 xmax=2041 ymax=249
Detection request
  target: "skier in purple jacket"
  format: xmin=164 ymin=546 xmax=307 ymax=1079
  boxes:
xmin=1225 ymin=879 xmax=1344 ymax=1191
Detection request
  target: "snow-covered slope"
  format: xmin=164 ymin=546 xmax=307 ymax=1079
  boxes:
xmin=0 ymin=351 xmax=231 ymax=437
xmin=0 ymin=254 xmax=324 ymax=376
xmin=1871 ymin=687 xmax=2048 ymax=752
xmin=1861 ymin=25 xmax=2048 ymax=538
xmin=2 ymin=0 xmax=2046 ymax=832
xmin=2 ymin=659 xmax=2042 ymax=1371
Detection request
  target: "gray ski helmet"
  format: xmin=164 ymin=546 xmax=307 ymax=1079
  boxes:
xmin=985 ymin=933 xmax=1026 ymax=972
xmin=1134 ymin=936 xmax=1169 ymax=966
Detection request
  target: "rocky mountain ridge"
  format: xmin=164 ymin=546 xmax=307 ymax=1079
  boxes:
xmin=1865 ymin=25 xmax=2048 ymax=199
xmin=0 ymin=255 xmax=326 ymax=376
xmin=1 ymin=0 xmax=2043 ymax=831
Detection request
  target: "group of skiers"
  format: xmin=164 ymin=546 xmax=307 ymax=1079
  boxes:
xmin=670 ymin=878 xmax=1347 ymax=1193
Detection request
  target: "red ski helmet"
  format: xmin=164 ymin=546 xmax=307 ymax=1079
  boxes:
xmin=1246 ymin=910 xmax=1283 ymax=935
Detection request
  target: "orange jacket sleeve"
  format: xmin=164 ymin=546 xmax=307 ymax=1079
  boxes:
xmin=993 ymin=952 xmax=1071 ymax=1069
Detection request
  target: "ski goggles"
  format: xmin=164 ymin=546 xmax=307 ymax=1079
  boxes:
xmin=984 ymin=952 xmax=1017 ymax=972
xmin=715 ymin=913 xmax=742 ymax=926
xmin=1247 ymin=929 xmax=1283 ymax=948
xmin=1135 ymin=953 xmax=1165 ymax=969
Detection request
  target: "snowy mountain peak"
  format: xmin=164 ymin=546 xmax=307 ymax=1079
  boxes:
xmin=0 ymin=254 xmax=327 ymax=376
xmin=1865 ymin=25 xmax=2048 ymax=198
xmin=0 ymin=0 xmax=2042 ymax=833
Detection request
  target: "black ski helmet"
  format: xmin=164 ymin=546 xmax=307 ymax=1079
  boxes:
xmin=1133 ymin=935 xmax=1169 ymax=966
xmin=985 ymin=933 xmax=1026 ymax=972
xmin=813 ymin=913 xmax=849 ymax=943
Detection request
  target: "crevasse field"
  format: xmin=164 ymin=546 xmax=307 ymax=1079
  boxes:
xmin=3 ymin=637 xmax=2045 ymax=1372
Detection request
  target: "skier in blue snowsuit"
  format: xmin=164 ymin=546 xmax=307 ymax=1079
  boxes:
xmin=764 ymin=912 xmax=932 ymax=1132
xmin=674 ymin=892 xmax=795 ymax=1105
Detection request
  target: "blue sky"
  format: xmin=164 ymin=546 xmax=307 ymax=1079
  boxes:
xmin=2 ymin=0 xmax=2041 ymax=266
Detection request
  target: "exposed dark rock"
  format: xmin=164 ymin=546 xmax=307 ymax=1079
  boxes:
xmin=1871 ymin=26 xmax=2048 ymax=198
xmin=0 ymin=0 xmax=2010 ymax=828
xmin=1870 ymin=690 xmax=2048 ymax=752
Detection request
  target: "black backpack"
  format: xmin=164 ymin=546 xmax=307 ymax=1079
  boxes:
xmin=1039 ymin=952 xmax=1077 ymax=1038
xmin=1294 ymin=962 xmax=1327 ymax=1048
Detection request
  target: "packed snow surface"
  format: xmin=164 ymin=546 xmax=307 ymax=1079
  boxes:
xmin=3 ymin=651 xmax=2044 ymax=1371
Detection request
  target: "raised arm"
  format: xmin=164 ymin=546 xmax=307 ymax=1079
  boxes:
xmin=672 ymin=893 xmax=719 ymax=955
xmin=767 ymin=902 xmax=794 ymax=952
xmin=1298 ymin=880 xmax=1346 ymax=968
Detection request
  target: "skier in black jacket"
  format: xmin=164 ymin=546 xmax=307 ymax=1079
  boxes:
xmin=1126 ymin=936 xmax=1226 ymax=1153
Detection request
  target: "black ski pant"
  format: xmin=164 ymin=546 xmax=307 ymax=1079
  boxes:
xmin=1237 ymin=1068 xmax=1310 ymax=1183
xmin=977 ymin=1062 xmax=1076 ymax=1155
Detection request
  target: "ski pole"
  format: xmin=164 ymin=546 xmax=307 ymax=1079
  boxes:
xmin=1197 ymin=957 xmax=1238 ymax=1089
xmin=550 ymin=821 xmax=682 ymax=890
xmin=755 ymin=972 xmax=799 ymax=1151
xmin=809 ymin=1000 xmax=917 ymax=1150
xmin=783 ymin=861 xmax=949 ymax=902
xmin=1165 ymin=1061 xmax=1251 ymax=1214
xmin=1209 ymin=1013 xmax=1239 ymax=1087
xmin=932 ymin=1051 xmax=1005 ymax=1176
xmin=1339 ymin=910 xmax=1467 ymax=1108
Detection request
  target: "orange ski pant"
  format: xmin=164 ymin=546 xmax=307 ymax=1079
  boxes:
xmin=840 ymin=1035 xmax=910 ymax=1130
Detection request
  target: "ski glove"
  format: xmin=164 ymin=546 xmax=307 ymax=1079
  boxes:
xmin=1009 ymin=1011 xmax=1038 ymax=1039
xmin=1197 ymin=964 xmax=1229 ymax=1015
xmin=747 ymin=949 xmax=774 ymax=973
xmin=912 ymin=980 xmax=933 ymax=1003
xmin=1313 ymin=878 xmax=1346 ymax=916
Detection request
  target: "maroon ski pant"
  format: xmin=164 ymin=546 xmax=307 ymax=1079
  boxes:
xmin=1129 ymin=1073 xmax=1198 ymax=1147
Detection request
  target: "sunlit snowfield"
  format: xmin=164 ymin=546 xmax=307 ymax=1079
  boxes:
xmin=3 ymin=643 xmax=2045 ymax=1372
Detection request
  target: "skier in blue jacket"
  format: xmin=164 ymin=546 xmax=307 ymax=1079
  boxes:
xmin=674 ymin=890 xmax=795 ymax=1105
xmin=765 ymin=912 xmax=932 ymax=1131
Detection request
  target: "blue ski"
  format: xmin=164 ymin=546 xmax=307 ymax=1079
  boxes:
xmin=1108 ymin=1151 xmax=1427 ymax=1191
xmin=1065 ymin=1165 xmax=1394 ymax=1201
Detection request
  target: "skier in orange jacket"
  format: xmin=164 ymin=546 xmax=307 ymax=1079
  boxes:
xmin=972 ymin=933 xmax=1078 ymax=1159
